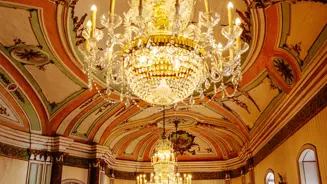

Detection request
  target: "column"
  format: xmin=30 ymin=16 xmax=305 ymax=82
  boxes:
xmin=248 ymin=158 xmax=255 ymax=184
xmin=241 ymin=167 xmax=245 ymax=184
xmin=50 ymin=152 xmax=65 ymax=184
xmin=89 ymin=159 xmax=107 ymax=184
xmin=225 ymin=171 xmax=231 ymax=184
xmin=105 ymin=168 xmax=115 ymax=184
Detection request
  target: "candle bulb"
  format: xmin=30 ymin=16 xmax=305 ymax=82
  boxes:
xmin=218 ymin=43 xmax=223 ymax=53
xmin=110 ymin=0 xmax=116 ymax=16
xmin=227 ymin=2 xmax=233 ymax=27
xmin=91 ymin=5 xmax=97 ymax=38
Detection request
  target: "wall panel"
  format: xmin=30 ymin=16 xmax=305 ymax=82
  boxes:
xmin=62 ymin=165 xmax=88 ymax=184
xmin=0 ymin=156 xmax=28 ymax=184
xmin=254 ymin=107 xmax=327 ymax=184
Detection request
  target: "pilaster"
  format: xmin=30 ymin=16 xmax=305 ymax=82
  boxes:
xmin=50 ymin=152 xmax=65 ymax=184
xmin=89 ymin=158 xmax=107 ymax=184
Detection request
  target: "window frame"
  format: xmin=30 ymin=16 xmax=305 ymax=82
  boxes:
xmin=264 ymin=169 xmax=275 ymax=184
xmin=296 ymin=144 xmax=322 ymax=184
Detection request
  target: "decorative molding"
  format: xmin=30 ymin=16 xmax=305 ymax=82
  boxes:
xmin=249 ymin=0 xmax=327 ymax=9
xmin=28 ymin=149 xmax=52 ymax=161
xmin=112 ymin=170 xmax=136 ymax=180
xmin=63 ymin=155 xmax=89 ymax=168
xmin=0 ymin=141 xmax=28 ymax=160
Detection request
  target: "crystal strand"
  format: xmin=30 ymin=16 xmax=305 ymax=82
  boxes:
xmin=125 ymin=99 xmax=130 ymax=108
xmin=88 ymin=77 xmax=93 ymax=90
xmin=189 ymin=96 xmax=195 ymax=105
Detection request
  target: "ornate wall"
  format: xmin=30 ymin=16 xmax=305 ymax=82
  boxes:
xmin=253 ymin=106 xmax=327 ymax=184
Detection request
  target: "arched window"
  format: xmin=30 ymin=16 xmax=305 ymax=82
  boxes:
xmin=61 ymin=179 xmax=85 ymax=184
xmin=298 ymin=144 xmax=321 ymax=184
xmin=265 ymin=170 xmax=275 ymax=184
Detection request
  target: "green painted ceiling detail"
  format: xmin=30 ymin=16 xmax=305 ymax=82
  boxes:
xmin=0 ymin=68 xmax=41 ymax=131
xmin=0 ymin=3 xmax=87 ymax=116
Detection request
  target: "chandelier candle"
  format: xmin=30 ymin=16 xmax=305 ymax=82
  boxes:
xmin=85 ymin=20 xmax=92 ymax=52
xmin=235 ymin=18 xmax=241 ymax=50
xmin=90 ymin=5 xmax=97 ymax=38
xmin=80 ymin=0 xmax=249 ymax=107
xmin=204 ymin=0 xmax=210 ymax=14
xmin=109 ymin=0 xmax=115 ymax=16
xmin=228 ymin=2 xmax=233 ymax=27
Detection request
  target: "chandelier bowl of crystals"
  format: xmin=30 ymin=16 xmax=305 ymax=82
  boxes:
xmin=80 ymin=0 xmax=249 ymax=106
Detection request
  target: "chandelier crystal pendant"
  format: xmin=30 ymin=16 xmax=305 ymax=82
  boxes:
xmin=137 ymin=108 xmax=192 ymax=184
xmin=80 ymin=0 xmax=249 ymax=106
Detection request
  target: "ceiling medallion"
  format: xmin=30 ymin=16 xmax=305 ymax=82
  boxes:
xmin=80 ymin=0 xmax=249 ymax=107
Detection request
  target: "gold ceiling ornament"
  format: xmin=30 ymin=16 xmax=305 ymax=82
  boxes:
xmin=79 ymin=0 xmax=249 ymax=107
xmin=137 ymin=108 xmax=192 ymax=184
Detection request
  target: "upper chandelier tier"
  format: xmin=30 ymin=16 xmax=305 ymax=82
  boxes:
xmin=80 ymin=0 xmax=249 ymax=106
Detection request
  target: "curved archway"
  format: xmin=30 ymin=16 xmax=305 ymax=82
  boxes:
xmin=297 ymin=144 xmax=321 ymax=184
xmin=61 ymin=179 xmax=85 ymax=184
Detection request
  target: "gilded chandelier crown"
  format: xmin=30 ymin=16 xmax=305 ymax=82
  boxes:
xmin=79 ymin=0 xmax=249 ymax=107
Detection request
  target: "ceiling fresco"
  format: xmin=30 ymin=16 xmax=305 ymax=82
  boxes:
xmin=0 ymin=0 xmax=326 ymax=165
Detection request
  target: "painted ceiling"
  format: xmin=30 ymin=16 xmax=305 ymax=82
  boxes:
xmin=0 ymin=0 xmax=326 ymax=165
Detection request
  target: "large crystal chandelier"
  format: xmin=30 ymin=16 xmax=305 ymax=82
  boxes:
xmin=137 ymin=108 xmax=192 ymax=184
xmin=80 ymin=0 xmax=249 ymax=106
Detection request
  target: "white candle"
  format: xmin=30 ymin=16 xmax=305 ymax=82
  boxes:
xmin=110 ymin=0 xmax=115 ymax=16
xmin=227 ymin=2 xmax=233 ymax=27
xmin=85 ymin=20 xmax=92 ymax=51
xmin=235 ymin=18 xmax=241 ymax=50
xmin=204 ymin=0 xmax=210 ymax=13
xmin=91 ymin=5 xmax=97 ymax=38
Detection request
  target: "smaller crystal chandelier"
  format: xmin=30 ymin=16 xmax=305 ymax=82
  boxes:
xmin=137 ymin=108 xmax=192 ymax=184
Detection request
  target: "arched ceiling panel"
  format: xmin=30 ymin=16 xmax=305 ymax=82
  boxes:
xmin=0 ymin=0 xmax=325 ymax=166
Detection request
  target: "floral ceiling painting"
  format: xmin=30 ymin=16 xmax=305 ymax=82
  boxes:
xmin=169 ymin=130 xmax=200 ymax=156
